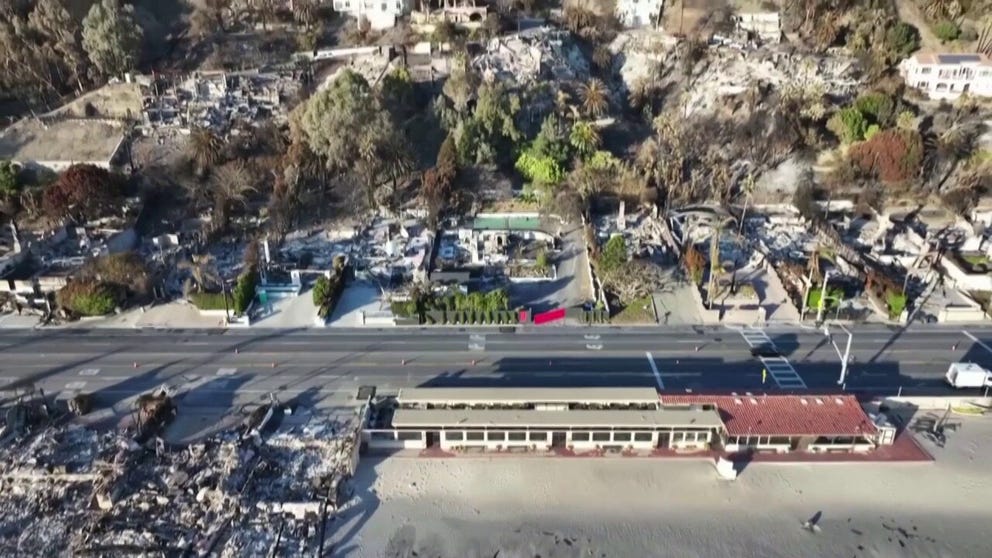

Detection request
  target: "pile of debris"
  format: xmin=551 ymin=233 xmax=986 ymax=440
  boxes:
xmin=473 ymin=27 xmax=589 ymax=86
xmin=0 ymin=389 xmax=363 ymax=557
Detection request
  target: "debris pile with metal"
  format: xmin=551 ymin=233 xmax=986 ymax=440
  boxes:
xmin=0 ymin=390 xmax=361 ymax=557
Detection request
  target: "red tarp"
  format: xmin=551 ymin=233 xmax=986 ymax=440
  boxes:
xmin=533 ymin=308 xmax=566 ymax=325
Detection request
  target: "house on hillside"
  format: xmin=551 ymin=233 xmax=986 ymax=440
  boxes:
xmin=615 ymin=0 xmax=664 ymax=28
xmin=331 ymin=0 xmax=414 ymax=29
xmin=899 ymin=52 xmax=992 ymax=100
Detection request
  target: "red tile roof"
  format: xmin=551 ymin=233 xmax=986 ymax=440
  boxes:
xmin=661 ymin=394 xmax=877 ymax=437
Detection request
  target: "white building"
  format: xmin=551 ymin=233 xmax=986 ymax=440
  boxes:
xmin=615 ymin=0 xmax=664 ymax=28
xmin=899 ymin=52 xmax=992 ymax=100
xmin=332 ymin=0 xmax=413 ymax=30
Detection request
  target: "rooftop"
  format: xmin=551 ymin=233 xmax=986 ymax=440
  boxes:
xmin=913 ymin=52 xmax=992 ymax=66
xmin=391 ymin=408 xmax=723 ymax=429
xmin=397 ymin=387 xmax=662 ymax=406
xmin=661 ymin=394 xmax=877 ymax=437
xmin=0 ymin=118 xmax=125 ymax=165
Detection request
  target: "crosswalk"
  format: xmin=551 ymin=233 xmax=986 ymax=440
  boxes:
xmin=738 ymin=327 xmax=807 ymax=390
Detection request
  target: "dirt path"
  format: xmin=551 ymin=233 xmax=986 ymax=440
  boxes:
xmin=894 ymin=0 xmax=941 ymax=52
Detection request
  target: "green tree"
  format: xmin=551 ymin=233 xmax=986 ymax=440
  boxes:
xmin=569 ymin=121 xmax=601 ymax=159
xmin=884 ymin=22 xmax=920 ymax=60
xmin=232 ymin=268 xmax=258 ymax=314
xmin=0 ymin=160 xmax=19 ymax=198
xmin=531 ymin=114 xmax=571 ymax=165
xmin=827 ymin=107 xmax=868 ymax=144
xmin=600 ymin=235 xmax=627 ymax=272
xmin=854 ymin=92 xmax=896 ymax=127
xmin=82 ymin=0 xmax=144 ymax=78
xmin=296 ymin=70 xmax=395 ymax=173
xmin=934 ymin=20 xmax=961 ymax=42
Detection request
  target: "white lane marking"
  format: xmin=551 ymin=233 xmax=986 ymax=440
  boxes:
xmin=78 ymin=368 xmax=100 ymax=376
xmin=586 ymin=343 xmax=603 ymax=350
xmin=963 ymin=331 xmax=992 ymax=355
xmin=738 ymin=328 xmax=808 ymax=389
xmin=216 ymin=367 xmax=237 ymax=376
xmin=646 ymin=351 xmax=664 ymax=390
xmin=65 ymin=381 xmax=87 ymax=390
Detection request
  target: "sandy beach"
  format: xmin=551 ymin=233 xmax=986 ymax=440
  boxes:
xmin=329 ymin=413 xmax=992 ymax=558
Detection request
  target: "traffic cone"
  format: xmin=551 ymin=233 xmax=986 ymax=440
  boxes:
xmin=271 ymin=362 xmax=276 ymax=368
xmin=471 ymin=359 xmax=476 ymax=365
xmin=133 ymin=362 xmax=138 ymax=369
xmin=401 ymin=359 xmax=407 ymax=366
xmin=234 ymin=347 xmax=239 ymax=354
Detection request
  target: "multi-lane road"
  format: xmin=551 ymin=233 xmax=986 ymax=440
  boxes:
xmin=2 ymin=325 xmax=992 ymax=413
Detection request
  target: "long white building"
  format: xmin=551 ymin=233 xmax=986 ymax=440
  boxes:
xmin=899 ymin=52 xmax=992 ymax=100
xmin=332 ymin=0 xmax=413 ymax=30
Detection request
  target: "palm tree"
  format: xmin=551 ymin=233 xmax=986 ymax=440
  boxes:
xmin=292 ymin=0 xmax=318 ymax=30
xmin=569 ymin=120 xmax=601 ymax=158
xmin=211 ymin=159 xmax=257 ymax=229
xmin=179 ymin=254 xmax=222 ymax=295
xmin=924 ymin=0 xmax=962 ymax=21
xmin=579 ymin=78 xmax=609 ymax=118
xmin=187 ymin=127 xmax=224 ymax=176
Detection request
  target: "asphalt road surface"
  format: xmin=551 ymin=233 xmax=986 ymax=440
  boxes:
xmin=1 ymin=325 xmax=991 ymax=416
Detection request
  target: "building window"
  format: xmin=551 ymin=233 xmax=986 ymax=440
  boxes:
xmin=634 ymin=432 xmax=653 ymax=442
xmin=396 ymin=1 xmax=402 ymax=10
xmin=917 ymin=82 xmax=928 ymax=89
xmin=445 ymin=431 xmax=463 ymax=441
xmin=397 ymin=431 xmax=423 ymax=440
xmin=529 ymin=431 xmax=547 ymax=441
xmin=487 ymin=431 xmax=506 ymax=441
xmin=920 ymin=67 xmax=931 ymax=74
xmin=571 ymin=432 xmax=590 ymax=441
xmin=507 ymin=432 xmax=526 ymax=441
xmin=381 ymin=2 xmax=387 ymax=11
xmin=613 ymin=432 xmax=632 ymax=442
xmin=592 ymin=432 xmax=611 ymax=442
xmin=466 ymin=431 xmax=484 ymax=441
xmin=935 ymin=82 xmax=948 ymax=91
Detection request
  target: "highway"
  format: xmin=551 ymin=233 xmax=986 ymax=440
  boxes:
xmin=2 ymin=325 xmax=992 ymax=416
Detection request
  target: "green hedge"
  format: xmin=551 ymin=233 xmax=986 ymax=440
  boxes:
xmin=189 ymin=291 xmax=234 ymax=311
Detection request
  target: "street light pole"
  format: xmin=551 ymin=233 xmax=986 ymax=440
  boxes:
xmin=824 ymin=323 xmax=853 ymax=385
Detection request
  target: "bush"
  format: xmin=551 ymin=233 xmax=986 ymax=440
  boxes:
xmin=79 ymin=252 xmax=151 ymax=299
xmin=231 ymin=269 xmax=258 ymax=314
xmin=934 ymin=21 xmax=960 ymax=42
xmin=0 ymin=160 xmax=20 ymax=198
xmin=57 ymin=281 xmax=120 ymax=316
xmin=514 ymin=152 xmax=564 ymax=185
xmin=189 ymin=291 xmax=233 ymax=311
xmin=885 ymin=22 xmax=919 ymax=60
xmin=886 ymin=290 xmax=907 ymax=319
xmin=599 ymin=235 xmax=627 ymax=273
xmin=312 ymin=275 xmax=330 ymax=306
xmin=848 ymin=129 xmax=923 ymax=183
xmin=854 ymin=92 xmax=896 ymax=127
xmin=826 ymin=107 xmax=867 ymax=144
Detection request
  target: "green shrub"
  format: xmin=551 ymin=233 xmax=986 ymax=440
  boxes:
xmin=886 ymin=290 xmax=907 ymax=319
xmin=313 ymin=276 xmax=330 ymax=306
xmin=231 ymin=269 xmax=258 ymax=314
xmin=934 ymin=21 xmax=960 ymax=42
xmin=885 ymin=22 xmax=919 ymax=59
xmin=57 ymin=281 xmax=120 ymax=316
xmin=599 ymin=235 xmax=628 ymax=272
xmin=827 ymin=107 xmax=867 ymax=144
xmin=189 ymin=291 xmax=234 ymax=311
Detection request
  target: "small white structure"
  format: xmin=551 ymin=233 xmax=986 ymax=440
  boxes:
xmin=331 ymin=0 xmax=414 ymax=30
xmin=615 ymin=0 xmax=664 ymax=28
xmin=899 ymin=52 xmax=992 ymax=100
xmin=733 ymin=12 xmax=781 ymax=44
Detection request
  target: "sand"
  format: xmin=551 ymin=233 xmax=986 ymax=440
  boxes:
xmin=329 ymin=415 xmax=992 ymax=558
